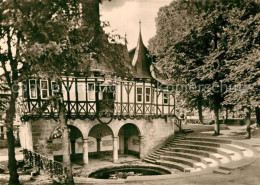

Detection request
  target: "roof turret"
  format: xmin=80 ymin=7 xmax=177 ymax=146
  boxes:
xmin=131 ymin=21 xmax=152 ymax=79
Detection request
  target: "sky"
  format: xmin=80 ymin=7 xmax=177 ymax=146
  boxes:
xmin=100 ymin=0 xmax=173 ymax=50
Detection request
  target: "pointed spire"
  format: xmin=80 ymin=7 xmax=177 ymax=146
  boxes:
xmin=131 ymin=21 xmax=152 ymax=79
xmin=124 ymin=33 xmax=128 ymax=46
xmin=139 ymin=20 xmax=142 ymax=33
xmin=138 ymin=20 xmax=144 ymax=45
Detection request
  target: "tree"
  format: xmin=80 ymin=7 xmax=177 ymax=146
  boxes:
xmin=150 ymin=0 xmax=259 ymax=135
xmin=149 ymin=0 xmax=215 ymax=124
xmin=23 ymin=0 xmax=130 ymax=183
xmin=176 ymin=0 xmax=259 ymax=135
xmin=222 ymin=1 xmax=260 ymax=125
xmin=0 ymin=1 xmax=80 ymax=184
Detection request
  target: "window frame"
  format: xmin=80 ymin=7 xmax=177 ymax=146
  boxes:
xmin=136 ymin=87 xmax=143 ymax=103
xmin=163 ymin=92 xmax=169 ymax=105
xmin=51 ymin=81 xmax=60 ymax=96
xmin=145 ymin=87 xmax=151 ymax=103
xmin=29 ymin=79 xmax=37 ymax=99
xmin=87 ymin=82 xmax=96 ymax=101
xmin=40 ymin=80 xmax=49 ymax=99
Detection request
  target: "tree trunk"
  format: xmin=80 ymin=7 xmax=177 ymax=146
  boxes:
xmin=5 ymin=92 xmax=20 ymax=185
xmin=255 ymin=107 xmax=260 ymax=127
xmin=225 ymin=107 xmax=228 ymax=124
xmin=213 ymin=107 xmax=220 ymax=136
xmin=197 ymin=98 xmax=203 ymax=124
xmin=7 ymin=129 xmax=19 ymax=185
xmin=59 ymin=100 xmax=74 ymax=184
xmin=245 ymin=107 xmax=252 ymax=139
xmin=213 ymin=94 xmax=220 ymax=136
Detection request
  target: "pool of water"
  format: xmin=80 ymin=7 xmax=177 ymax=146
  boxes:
xmin=88 ymin=165 xmax=171 ymax=179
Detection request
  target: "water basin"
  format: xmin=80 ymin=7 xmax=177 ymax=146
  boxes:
xmin=88 ymin=165 xmax=171 ymax=179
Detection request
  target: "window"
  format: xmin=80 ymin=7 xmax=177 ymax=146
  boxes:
xmin=40 ymin=80 xmax=49 ymax=99
xmin=136 ymin=87 xmax=143 ymax=103
xmin=51 ymin=82 xmax=59 ymax=96
xmin=145 ymin=87 xmax=151 ymax=103
xmin=163 ymin=93 xmax=169 ymax=105
xmin=29 ymin=80 xmax=37 ymax=99
xmin=87 ymin=83 xmax=95 ymax=101
xmin=22 ymin=81 xmax=27 ymax=98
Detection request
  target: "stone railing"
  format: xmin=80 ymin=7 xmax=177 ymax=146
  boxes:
xmin=23 ymin=149 xmax=65 ymax=180
xmin=173 ymin=115 xmax=182 ymax=132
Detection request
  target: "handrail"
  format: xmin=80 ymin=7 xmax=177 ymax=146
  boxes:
xmin=173 ymin=115 xmax=182 ymax=132
xmin=23 ymin=149 xmax=65 ymax=181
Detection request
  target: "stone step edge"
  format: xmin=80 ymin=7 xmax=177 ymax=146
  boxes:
xmin=156 ymin=160 xmax=198 ymax=173
xmin=162 ymin=151 xmax=213 ymax=164
xmin=159 ymin=156 xmax=204 ymax=169
xmin=213 ymin=168 xmax=231 ymax=174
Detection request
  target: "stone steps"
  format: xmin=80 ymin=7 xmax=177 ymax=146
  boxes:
xmin=171 ymin=143 xmax=218 ymax=153
xmin=162 ymin=151 xmax=217 ymax=167
xmin=148 ymin=153 xmax=160 ymax=159
xmin=173 ymin=140 xmax=221 ymax=148
xmin=184 ymin=137 xmax=232 ymax=144
xmin=160 ymin=156 xmax=207 ymax=169
xmin=143 ymin=158 xmax=156 ymax=164
xmin=163 ymin=151 xmax=203 ymax=162
xmin=143 ymin=134 xmax=257 ymax=175
xmin=213 ymin=168 xmax=231 ymax=174
xmin=156 ymin=160 xmax=200 ymax=173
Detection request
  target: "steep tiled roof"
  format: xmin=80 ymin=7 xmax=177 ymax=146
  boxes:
xmin=130 ymin=22 xmax=152 ymax=79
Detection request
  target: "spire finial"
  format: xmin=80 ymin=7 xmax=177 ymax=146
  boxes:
xmin=124 ymin=33 xmax=127 ymax=46
xmin=139 ymin=20 xmax=142 ymax=33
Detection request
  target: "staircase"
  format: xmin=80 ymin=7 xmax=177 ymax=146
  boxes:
xmin=143 ymin=135 xmax=257 ymax=174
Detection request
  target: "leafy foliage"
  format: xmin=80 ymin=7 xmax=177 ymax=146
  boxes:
xmin=149 ymin=0 xmax=259 ymax=133
xmin=0 ymin=1 xmax=83 ymax=184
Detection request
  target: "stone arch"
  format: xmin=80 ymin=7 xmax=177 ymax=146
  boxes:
xmin=87 ymin=124 xmax=115 ymax=158
xmin=117 ymin=123 xmax=141 ymax=137
xmin=50 ymin=124 xmax=84 ymax=161
xmin=48 ymin=123 xmax=84 ymax=141
xmin=118 ymin=123 xmax=141 ymax=157
xmin=88 ymin=123 xmax=114 ymax=138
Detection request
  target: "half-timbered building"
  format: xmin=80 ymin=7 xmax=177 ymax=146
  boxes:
xmin=19 ymin=1 xmax=178 ymax=165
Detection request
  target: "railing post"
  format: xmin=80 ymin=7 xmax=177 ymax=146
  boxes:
xmin=22 ymin=150 xmax=64 ymax=182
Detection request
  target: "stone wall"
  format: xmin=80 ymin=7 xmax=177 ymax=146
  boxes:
xmin=68 ymin=117 xmax=175 ymax=157
xmin=20 ymin=119 xmax=58 ymax=158
xmin=21 ymin=117 xmax=174 ymax=158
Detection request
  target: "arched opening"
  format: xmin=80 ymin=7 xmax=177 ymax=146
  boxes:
xmin=51 ymin=125 xmax=83 ymax=162
xmin=118 ymin=123 xmax=141 ymax=157
xmin=88 ymin=124 xmax=114 ymax=160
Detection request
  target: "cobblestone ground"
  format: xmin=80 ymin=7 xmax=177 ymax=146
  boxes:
xmin=0 ymin=124 xmax=259 ymax=185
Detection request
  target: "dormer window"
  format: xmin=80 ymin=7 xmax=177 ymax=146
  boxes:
xmin=29 ymin=80 xmax=37 ymax=99
xmin=40 ymin=80 xmax=49 ymax=99
xmin=136 ymin=87 xmax=143 ymax=103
